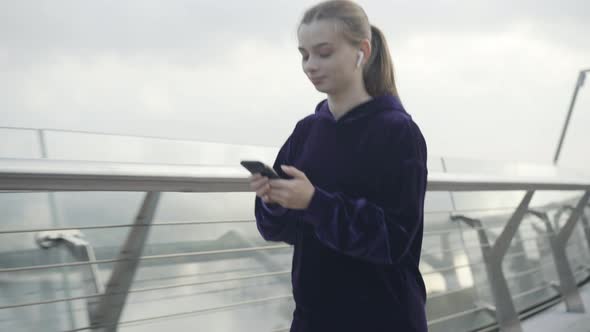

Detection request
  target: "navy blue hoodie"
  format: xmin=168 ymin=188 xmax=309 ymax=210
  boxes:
xmin=254 ymin=94 xmax=428 ymax=332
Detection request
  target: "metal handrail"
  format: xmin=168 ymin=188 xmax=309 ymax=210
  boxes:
xmin=1 ymin=158 xmax=589 ymax=192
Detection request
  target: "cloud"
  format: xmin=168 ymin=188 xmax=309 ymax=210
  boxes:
xmin=1 ymin=0 xmax=589 ymax=167
xmin=0 ymin=0 xmax=309 ymax=56
xmin=395 ymin=20 xmax=590 ymax=162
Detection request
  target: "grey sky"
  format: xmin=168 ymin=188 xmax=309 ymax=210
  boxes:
xmin=1 ymin=0 xmax=589 ymax=169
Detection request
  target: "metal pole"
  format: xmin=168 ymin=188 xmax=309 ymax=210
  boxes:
xmin=89 ymin=192 xmax=161 ymax=332
xmin=528 ymin=207 xmax=586 ymax=313
xmin=553 ymin=69 xmax=590 ymax=164
xmin=451 ymin=191 xmax=535 ymax=332
xmin=37 ymin=129 xmax=78 ymax=329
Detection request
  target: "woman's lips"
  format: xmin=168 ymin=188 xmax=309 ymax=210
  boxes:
xmin=310 ymin=76 xmax=325 ymax=85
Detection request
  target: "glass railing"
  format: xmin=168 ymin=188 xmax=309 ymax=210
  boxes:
xmin=1 ymin=127 xmax=589 ymax=332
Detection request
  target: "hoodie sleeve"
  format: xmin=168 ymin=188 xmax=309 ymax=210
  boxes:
xmin=254 ymin=122 xmax=303 ymax=245
xmin=300 ymin=119 xmax=428 ymax=265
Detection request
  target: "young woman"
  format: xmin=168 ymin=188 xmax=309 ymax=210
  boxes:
xmin=249 ymin=1 xmax=428 ymax=331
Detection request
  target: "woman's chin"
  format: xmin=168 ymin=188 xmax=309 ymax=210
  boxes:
xmin=313 ymin=83 xmax=331 ymax=94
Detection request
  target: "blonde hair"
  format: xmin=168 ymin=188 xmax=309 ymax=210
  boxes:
xmin=299 ymin=0 xmax=399 ymax=97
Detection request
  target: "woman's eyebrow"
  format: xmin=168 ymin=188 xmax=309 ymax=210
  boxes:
xmin=298 ymin=42 xmax=332 ymax=51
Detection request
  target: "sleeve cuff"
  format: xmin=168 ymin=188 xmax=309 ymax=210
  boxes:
xmin=261 ymin=200 xmax=289 ymax=216
xmin=301 ymin=186 xmax=333 ymax=226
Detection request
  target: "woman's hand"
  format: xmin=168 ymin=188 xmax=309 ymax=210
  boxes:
xmin=249 ymin=173 xmax=273 ymax=202
xmin=266 ymin=165 xmax=315 ymax=210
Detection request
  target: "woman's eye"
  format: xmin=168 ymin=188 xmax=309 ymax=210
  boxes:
xmin=319 ymin=53 xmax=332 ymax=58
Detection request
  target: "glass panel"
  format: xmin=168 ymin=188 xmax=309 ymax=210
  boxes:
xmin=1 ymin=129 xmax=589 ymax=331
xmin=0 ymin=128 xmax=41 ymax=158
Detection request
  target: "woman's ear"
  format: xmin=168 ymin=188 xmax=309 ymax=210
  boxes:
xmin=360 ymin=39 xmax=372 ymax=63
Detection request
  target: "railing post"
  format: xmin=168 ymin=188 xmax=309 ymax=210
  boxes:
xmin=528 ymin=208 xmax=584 ymax=312
xmin=421 ymin=232 xmax=462 ymax=290
xmin=89 ymin=191 xmax=160 ymax=331
xmin=583 ymin=204 xmax=590 ymax=257
xmin=36 ymin=129 xmax=79 ymax=329
xmin=558 ymin=203 xmax=590 ymax=253
xmin=452 ymin=190 xmax=535 ymax=332
xmin=531 ymin=191 xmax=590 ymax=313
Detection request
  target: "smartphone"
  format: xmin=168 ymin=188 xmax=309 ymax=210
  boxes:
xmin=240 ymin=160 xmax=281 ymax=179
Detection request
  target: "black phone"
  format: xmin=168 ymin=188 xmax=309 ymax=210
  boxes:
xmin=240 ymin=160 xmax=281 ymax=179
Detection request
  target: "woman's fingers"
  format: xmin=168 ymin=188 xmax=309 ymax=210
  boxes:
xmin=249 ymin=175 xmax=267 ymax=190
xmin=250 ymin=177 xmax=272 ymax=198
xmin=256 ymin=183 xmax=271 ymax=198
xmin=267 ymin=187 xmax=286 ymax=204
xmin=248 ymin=174 xmax=281 ymax=204
xmin=249 ymin=174 xmax=262 ymax=181
xmin=249 ymin=173 xmax=267 ymax=186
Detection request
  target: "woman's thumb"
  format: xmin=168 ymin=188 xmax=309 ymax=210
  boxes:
xmin=281 ymin=165 xmax=303 ymax=178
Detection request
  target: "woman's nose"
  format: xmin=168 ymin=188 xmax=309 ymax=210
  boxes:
xmin=303 ymin=57 xmax=319 ymax=73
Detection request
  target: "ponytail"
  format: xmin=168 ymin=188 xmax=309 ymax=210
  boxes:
xmin=364 ymin=25 xmax=398 ymax=97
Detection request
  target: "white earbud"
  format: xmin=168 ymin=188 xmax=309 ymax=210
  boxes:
xmin=356 ymin=51 xmax=364 ymax=68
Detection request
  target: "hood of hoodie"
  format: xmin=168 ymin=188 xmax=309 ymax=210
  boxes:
xmin=314 ymin=94 xmax=405 ymax=124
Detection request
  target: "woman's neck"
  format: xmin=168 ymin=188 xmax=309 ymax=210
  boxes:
xmin=327 ymin=85 xmax=372 ymax=121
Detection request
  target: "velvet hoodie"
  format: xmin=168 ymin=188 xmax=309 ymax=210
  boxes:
xmin=254 ymin=94 xmax=428 ymax=332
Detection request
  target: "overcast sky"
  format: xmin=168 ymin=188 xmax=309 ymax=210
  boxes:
xmin=1 ymin=0 xmax=589 ymax=169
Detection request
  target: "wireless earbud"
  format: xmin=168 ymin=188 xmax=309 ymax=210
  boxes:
xmin=356 ymin=51 xmax=364 ymax=68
